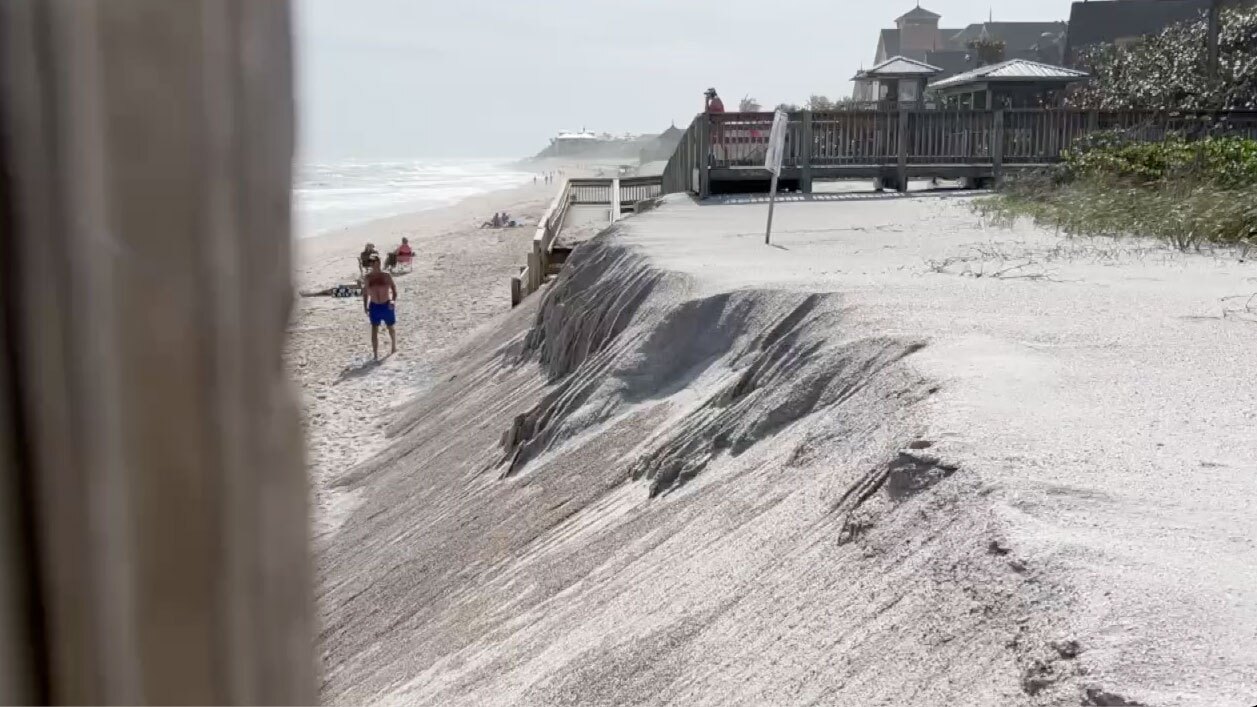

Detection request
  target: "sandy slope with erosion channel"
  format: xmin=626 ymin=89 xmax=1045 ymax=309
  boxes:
xmin=310 ymin=191 xmax=1257 ymax=706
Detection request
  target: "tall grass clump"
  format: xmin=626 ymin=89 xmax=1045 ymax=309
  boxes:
xmin=978 ymin=135 xmax=1257 ymax=250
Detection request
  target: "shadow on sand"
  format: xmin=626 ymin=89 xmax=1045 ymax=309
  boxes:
xmin=335 ymin=358 xmax=387 ymax=385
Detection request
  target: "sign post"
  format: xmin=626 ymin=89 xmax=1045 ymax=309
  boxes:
xmin=764 ymin=110 xmax=788 ymax=245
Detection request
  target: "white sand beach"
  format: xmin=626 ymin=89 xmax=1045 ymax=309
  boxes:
xmin=287 ymin=181 xmax=560 ymax=539
xmin=303 ymin=188 xmax=1257 ymax=706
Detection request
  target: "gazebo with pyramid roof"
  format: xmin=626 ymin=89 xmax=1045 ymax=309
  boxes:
xmin=851 ymin=55 xmax=943 ymax=108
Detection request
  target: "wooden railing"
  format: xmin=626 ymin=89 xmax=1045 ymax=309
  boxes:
xmin=512 ymin=180 xmax=573 ymax=305
xmin=661 ymin=109 xmax=1257 ymax=196
xmin=661 ymin=118 xmax=702 ymax=195
xmin=569 ymin=178 xmax=611 ymax=204
xmin=510 ymin=173 xmax=663 ymax=306
xmin=810 ymin=110 xmax=902 ymax=165
xmin=620 ymin=175 xmax=663 ymax=204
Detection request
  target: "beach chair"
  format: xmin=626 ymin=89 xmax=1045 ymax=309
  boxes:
xmin=395 ymin=250 xmax=414 ymax=273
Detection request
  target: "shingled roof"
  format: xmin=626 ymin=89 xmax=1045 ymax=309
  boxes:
xmin=1063 ymin=0 xmax=1211 ymax=63
xmin=878 ymin=28 xmax=901 ymax=58
xmin=947 ymin=22 xmax=1069 ymax=51
xmin=896 ymin=5 xmax=941 ymax=23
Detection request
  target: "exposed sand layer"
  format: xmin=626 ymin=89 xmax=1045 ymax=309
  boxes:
xmin=315 ymin=193 xmax=1257 ymax=706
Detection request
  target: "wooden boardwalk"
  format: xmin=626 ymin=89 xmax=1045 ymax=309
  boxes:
xmin=510 ymin=108 xmax=1257 ymax=306
xmin=663 ymin=108 xmax=1257 ymax=197
xmin=510 ymin=176 xmax=662 ymax=306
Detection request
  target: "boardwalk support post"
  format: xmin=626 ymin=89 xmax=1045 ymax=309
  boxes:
xmin=896 ymin=109 xmax=910 ymax=193
xmin=528 ymin=241 xmax=543 ymax=292
xmin=800 ymin=111 xmax=814 ymax=194
xmin=611 ymin=178 xmax=621 ymax=222
xmin=992 ymin=109 xmax=1005 ymax=187
xmin=698 ymin=115 xmax=711 ymax=199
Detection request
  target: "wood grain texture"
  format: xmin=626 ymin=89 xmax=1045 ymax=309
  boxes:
xmin=0 ymin=0 xmax=314 ymax=702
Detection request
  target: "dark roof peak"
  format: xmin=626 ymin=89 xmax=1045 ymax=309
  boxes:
xmin=896 ymin=5 xmax=942 ymax=24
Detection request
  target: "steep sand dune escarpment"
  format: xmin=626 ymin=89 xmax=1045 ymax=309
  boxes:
xmin=320 ymin=194 xmax=1257 ymax=706
xmin=319 ymin=236 xmax=1110 ymax=706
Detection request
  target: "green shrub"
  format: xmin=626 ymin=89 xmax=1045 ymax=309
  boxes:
xmin=1058 ymin=136 xmax=1257 ymax=188
xmin=1071 ymin=6 xmax=1257 ymax=111
xmin=980 ymin=175 xmax=1257 ymax=249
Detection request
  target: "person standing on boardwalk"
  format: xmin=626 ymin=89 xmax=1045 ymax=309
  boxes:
xmin=704 ymin=88 xmax=726 ymax=164
xmin=704 ymin=87 xmax=725 ymax=114
xmin=362 ymin=254 xmax=398 ymax=360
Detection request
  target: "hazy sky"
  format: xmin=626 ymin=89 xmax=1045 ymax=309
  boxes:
xmin=295 ymin=0 xmax=1075 ymax=161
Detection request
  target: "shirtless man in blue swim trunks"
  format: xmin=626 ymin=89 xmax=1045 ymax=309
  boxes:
xmin=362 ymin=254 xmax=398 ymax=360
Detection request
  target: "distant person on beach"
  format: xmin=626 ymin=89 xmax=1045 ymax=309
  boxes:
xmin=362 ymin=254 xmax=398 ymax=360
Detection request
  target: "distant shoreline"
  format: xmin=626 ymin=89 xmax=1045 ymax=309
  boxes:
xmin=294 ymin=158 xmax=537 ymax=240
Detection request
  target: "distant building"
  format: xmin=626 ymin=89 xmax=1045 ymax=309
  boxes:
xmin=534 ymin=129 xmax=657 ymax=161
xmin=1062 ymin=0 xmax=1257 ymax=65
xmin=638 ymin=124 xmax=687 ymax=164
xmin=855 ymin=5 xmax=1067 ymax=101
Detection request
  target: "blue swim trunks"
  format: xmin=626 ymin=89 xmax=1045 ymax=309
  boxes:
xmin=367 ymin=301 xmax=395 ymax=327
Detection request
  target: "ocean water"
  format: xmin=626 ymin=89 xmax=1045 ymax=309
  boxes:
xmin=294 ymin=158 xmax=534 ymax=237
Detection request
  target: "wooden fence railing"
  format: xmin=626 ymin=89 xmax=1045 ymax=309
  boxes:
xmin=569 ymin=179 xmax=611 ymax=204
xmin=620 ymin=176 xmax=663 ymax=204
xmin=512 ymin=180 xmax=572 ymax=305
xmin=510 ymin=173 xmax=663 ymax=306
xmin=661 ymin=118 xmax=702 ymax=195
xmin=662 ymin=109 xmax=1257 ymax=196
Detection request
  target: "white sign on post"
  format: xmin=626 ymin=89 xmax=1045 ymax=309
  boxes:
xmin=764 ymin=110 xmax=789 ymax=175
xmin=764 ymin=110 xmax=788 ymax=244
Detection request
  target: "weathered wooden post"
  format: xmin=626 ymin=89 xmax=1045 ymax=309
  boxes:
xmin=510 ymin=272 xmax=524 ymax=307
xmin=800 ymin=111 xmax=815 ymax=194
xmin=896 ymin=109 xmax=910 ymax=192
xmin=0 ymin=0 xmax=315 ymax=702
xmin=529 ymin=236 xmax=545 ymax=292
xmin=611 ymin=178 xmax=622 ymax=222
xmin=992 ymin=109 xmax=1005 ymax=186
xmin=698 ymin=115 xmax=712 ymax=199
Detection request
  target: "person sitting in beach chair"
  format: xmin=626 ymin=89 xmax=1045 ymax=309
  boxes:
xmin=384 ymin=238 xmax=414 ymax=273
xmin=394 ymin=237 xmax=414 ymax=272
xmin=358 ymin=243 xmax=379 ymax=275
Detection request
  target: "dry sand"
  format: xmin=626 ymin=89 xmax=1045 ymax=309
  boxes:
xmin=309 ymin=190 xmax=1257 ymax=706
xmin=287 ymin=182 xmax=559 ymax=539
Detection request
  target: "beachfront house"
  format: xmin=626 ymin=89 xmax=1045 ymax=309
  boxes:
xmin=1063 ymin=0 xmax=1256 ymax=65
xmin=853 ymin=5 xmax=1067 ymax=101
